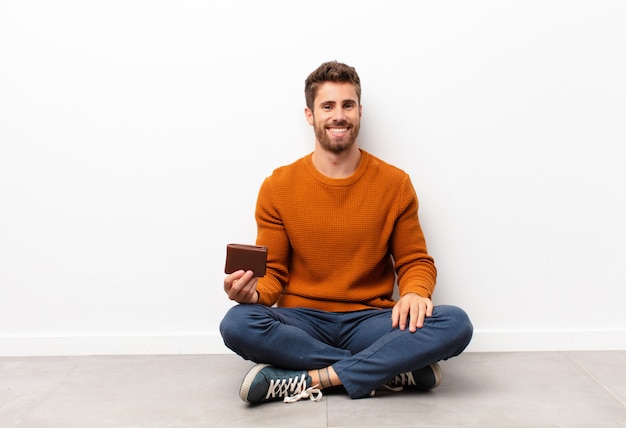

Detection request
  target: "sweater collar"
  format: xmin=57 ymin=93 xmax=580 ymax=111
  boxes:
xmin=305 ymin=149 xmax=370 ymax=186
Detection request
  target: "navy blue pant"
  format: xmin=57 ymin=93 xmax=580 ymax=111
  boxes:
xmin=220 ymin=304 xmax=473 ymax=398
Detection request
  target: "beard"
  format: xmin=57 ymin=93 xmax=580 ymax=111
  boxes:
xmin=313 ymin=119 xmax=360 ymax=155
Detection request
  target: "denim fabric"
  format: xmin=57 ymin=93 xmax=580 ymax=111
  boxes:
xmin=220 ymin=304 xmax=473 ymax=398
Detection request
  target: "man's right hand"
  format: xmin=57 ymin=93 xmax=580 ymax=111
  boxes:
xmin=224 ymin=270 xmax=259 ymax=304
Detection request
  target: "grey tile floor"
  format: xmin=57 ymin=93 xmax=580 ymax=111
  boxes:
xmin=1 ymin=351 xmax=625 ymax=427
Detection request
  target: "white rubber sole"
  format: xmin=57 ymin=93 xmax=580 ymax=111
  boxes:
xmin=430 ymin=362 xmax=443 ymax=389
xmin=239 ymin=363 xmax=271 ymax=403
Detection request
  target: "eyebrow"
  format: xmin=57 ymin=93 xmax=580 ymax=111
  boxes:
xmin=318 ymin=99 xmax=358 ymax=106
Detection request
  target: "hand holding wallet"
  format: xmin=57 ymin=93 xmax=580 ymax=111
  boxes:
xmin=224 ymin=243 xmax=268 ymax=277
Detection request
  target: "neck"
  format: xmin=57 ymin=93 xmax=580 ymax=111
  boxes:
xmin=312 ymin=144 xmax=362 ymax=178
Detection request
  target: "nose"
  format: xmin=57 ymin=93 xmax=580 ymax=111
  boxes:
xmin=332 ymin=107 xmax=347 ymax=122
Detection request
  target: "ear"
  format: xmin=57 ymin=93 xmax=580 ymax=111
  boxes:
xmin=304 ymin=107 xmax=314 ymax=126
xmin=359 ymin=104 xmax=363 ymax=118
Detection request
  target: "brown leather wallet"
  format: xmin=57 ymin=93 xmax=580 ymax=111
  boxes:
xmin=224 ymin=243 xmax=267 ymax=277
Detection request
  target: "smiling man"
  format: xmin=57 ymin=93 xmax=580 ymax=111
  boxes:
xmin=307 ymin=79 xmax=361 ymax=156
xmin=220 ymin=61 xmax=473 ymax=405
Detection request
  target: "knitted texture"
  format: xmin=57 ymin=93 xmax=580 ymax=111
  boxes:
xmin=255 ymin=150 xmax=436 ymax=312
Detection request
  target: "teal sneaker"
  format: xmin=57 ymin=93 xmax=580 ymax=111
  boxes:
xmin=239 ymin=364 xmax=322 ymax=404
xmin=384 ymin=363 xmax=442 ymax=392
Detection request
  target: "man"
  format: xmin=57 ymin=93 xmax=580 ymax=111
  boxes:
xmin=220 ymin=61 xmax=473 ymax=405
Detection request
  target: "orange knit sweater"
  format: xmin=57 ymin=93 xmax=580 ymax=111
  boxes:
xmin=255 ymin=150 xmax=437 ymax=312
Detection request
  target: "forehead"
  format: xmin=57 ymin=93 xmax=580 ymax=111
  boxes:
xmin=314 ymin=81 xmax=359 ymax=105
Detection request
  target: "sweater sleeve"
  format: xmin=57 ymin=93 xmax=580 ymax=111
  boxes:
xmin=254 ymin=176 xmax=290 ymax=306
xmin=390 ymin=175 xmax=437 ymax=299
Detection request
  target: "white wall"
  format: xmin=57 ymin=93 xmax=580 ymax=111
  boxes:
xmin=1 ymin=0 xmax=625 ymax=356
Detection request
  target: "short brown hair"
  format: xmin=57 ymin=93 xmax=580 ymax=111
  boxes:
xmin=304 ymin=61 xmax=361 ymax=110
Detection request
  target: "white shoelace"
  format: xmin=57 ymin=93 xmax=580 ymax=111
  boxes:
xmin=378 ymin=371 xmax=415 ymax=393
xmin=283 ymin=384 xmax=322 ymax=403
xmin=264 ymin=373 xmax=323 ymax=403
xmin=393 ymin=371 xmax=416 ymax=386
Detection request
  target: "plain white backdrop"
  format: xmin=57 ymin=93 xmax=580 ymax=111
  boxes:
xmin=1 ymin=0 xmax=625 ymax=355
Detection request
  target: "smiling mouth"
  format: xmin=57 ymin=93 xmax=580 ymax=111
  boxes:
xmin=328 ymin=127 xmax=348 ymax=133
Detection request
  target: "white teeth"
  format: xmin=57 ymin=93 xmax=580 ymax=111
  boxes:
xmin=329 ymin=128 xmax=348 ymax=133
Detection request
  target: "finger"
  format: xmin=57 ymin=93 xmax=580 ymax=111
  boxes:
xmin=426 ymin=299 xmax=433 ymax=318
xmin=243 ymin=277 xmax=259 ymax=300
xmin=237 ymin=269 xmax=255 ymax=284
xmin=391 ymin=305 xmax=399 ymax=328
xmin=414 ymin=302 xmax=427 ymax=330
xmin=236 ymin=273 xmax=256 ymax=293
xmin=409 ymin=302 xmax=420 ymax=332
xmin=226 ymin=271 xmax=250 ymax=297
xmin=224 ymin=270 xmax=245 ymax=292
xmin=399 ymin=303 xmax=409 ymax=331
xmin=230 ymin=271 xmax=258 ymax=302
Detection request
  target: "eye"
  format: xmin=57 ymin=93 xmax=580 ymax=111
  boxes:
xmin=343 ymin=102 xmax=355 ymax=109
xmin=322 ymin=104 xmax=333 ymax=111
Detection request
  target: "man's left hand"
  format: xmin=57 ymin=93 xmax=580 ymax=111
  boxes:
xmin=391 ymin=292 xmax=433 ymax=333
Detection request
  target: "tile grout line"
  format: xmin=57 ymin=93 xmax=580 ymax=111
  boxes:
xmin=565 ymin=352 xmax=626 ymax=408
